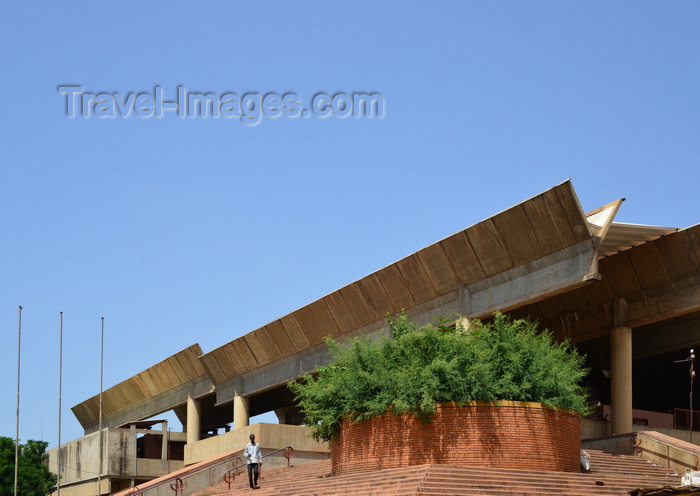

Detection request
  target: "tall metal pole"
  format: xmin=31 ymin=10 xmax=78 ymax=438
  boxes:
xmin=675 ymin=349 xmax=696 ymax=443
xmin=57 ymin=312 xmax=63 ymax=496
xmin=97 ymin=317 xmax=104 ymax=496
xmin=691 ymin=349 xmax=695 ymax=444
xmin=14 ymin=306 xmax=22 ymax=496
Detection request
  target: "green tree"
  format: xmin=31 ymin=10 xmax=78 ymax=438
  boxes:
xmin=0 ymin=437 xmax=57 ymax=496
xmin=288 ymin=312 xmax=589 ymax=442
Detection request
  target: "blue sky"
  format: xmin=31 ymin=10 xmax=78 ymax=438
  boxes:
xmin=1 ymin=2 xmax=698 ymax=447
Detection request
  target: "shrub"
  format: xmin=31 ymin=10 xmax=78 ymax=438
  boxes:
xmin=288 ymin=312 xmax=589 ymax=443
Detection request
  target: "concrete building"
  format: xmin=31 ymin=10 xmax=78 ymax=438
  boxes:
xmin=47 ymin=180 xmax=700 ymax=495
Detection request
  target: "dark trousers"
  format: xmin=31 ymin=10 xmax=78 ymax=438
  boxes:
xmin=247 ymin=462 xmax=259 ymax=488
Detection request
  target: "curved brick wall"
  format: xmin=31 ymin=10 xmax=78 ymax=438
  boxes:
xmin=331 ymin=401 xmax=580 ymax=475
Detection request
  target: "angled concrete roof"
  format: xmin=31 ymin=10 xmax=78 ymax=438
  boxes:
xmin=72 ymin=344 xmax=209 ymax=432
xmin=199 ymin=180 xmax=601 ymax=388
xmin=71 ymin=180 xmax=697 ymax=432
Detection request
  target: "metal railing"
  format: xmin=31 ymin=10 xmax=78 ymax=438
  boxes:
xmin=122 ymin=446 xmax=293 ymax=496
xmin=222 ymin=446 xmax=295 ymax=490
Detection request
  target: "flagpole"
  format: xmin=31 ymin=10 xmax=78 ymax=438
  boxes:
xmin=690 ymin=349 xmax=695 ymax=444
xmin=97 ymin=317 xmax=104 ymax=496
xmin=674 ymin=349 xmax=696 ymax=443
xmin=57 ymin=312 xmax=63 ymax=496
xmin=15 ymin=305 xmax=22 ymax=496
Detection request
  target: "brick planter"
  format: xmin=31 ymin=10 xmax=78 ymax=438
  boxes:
xmin=331 ymin=401 xmax=580 ymax=475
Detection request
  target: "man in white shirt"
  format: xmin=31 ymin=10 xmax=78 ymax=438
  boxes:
xmin=243 ymin=433 xmax=262 ymax=489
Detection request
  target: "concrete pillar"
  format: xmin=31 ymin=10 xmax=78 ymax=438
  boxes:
xmin=233 ymin=395 xmax=250 ymax=429
xmin=130 ymin=425 xmax=138 ymax=474
xmin=456 ymin=316 xmax=471 ymax=332
xmin=161 ymin=420 xmax=169 ymax=462
xmin=274 ymin=405 xmax=304 ymax=425
xmin=187 ymin=396 xmax=202 ymax=444
xmin=610 ymin=326 xmax=633 ymax=435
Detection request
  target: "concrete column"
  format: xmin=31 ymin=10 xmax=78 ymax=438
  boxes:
xmin=130 ymin=425 xmax=138 ymax=474
xmin=161 ymin=420 xmax=169 ymax=461
xmin=186 ymin=396 xmax=202 ymax=444
xmin=610 ymin=326 xmax=633 ymax=435
xmin=233 ymin=395 xmax=250 ymax=429
xmin=456 ymin=316 xmax=471 ymax=332
xmin=159 ymin=420 xmax=169 ymax=473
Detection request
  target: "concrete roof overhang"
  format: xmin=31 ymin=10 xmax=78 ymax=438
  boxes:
xmin=71 ymin=180 xmax=698 ymax=431
xmin=509 ymin=222 xmax=700 ymax=343
xmin=72 ymin=344 xmax=211 ymax=433
xmin=200 ymin=180 xmax=608 ymax=403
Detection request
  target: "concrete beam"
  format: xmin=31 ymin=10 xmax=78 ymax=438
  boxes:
xmin=555 ymin=275 xmax=700 ymax=343
xmin=215 ymin=290 xmax=466 ymax=403
xmin=215 ymin=242 xmax=600 ymax=404
xmin=466 ymin=239 xmax=600 ymax=319
xmin=625 ymin=275 xmax=700 ymax=328
xmin=632 ymin=313 xmax=700 ymax=360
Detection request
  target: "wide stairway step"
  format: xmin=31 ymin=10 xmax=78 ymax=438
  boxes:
xmin=191 ymin=451 xmax=683 ymax=496
xmin=585 ymin=449 xmax=678 ymax=478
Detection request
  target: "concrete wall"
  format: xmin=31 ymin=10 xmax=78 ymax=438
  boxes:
xmin=47 ymin=430 xmax=103 ymax=487
xmin=601 ymin=405 xmax=674 ymax=429
xmin=634 ymin=431 xmax=700 ymax=473
xmin=49 ymin=478 xmax=111 ymax=496
xmin=581 ymin=418 xmax=700 ymax=447
xmin=48 ymin=427 xmax=186 ymax=496
xmin=581 ymin=430 xmax=700 ymax=474
xmin=185 ymin=423 xmax=329 ymax=466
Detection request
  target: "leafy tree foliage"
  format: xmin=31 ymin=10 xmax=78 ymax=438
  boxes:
xmin=288 ymin=313 xmax=589 ymax=442
xmin=0 ymin=437 xmax=57 ymax=496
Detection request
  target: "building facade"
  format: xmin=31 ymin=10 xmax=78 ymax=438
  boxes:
xmin=48 ymin=180 xmax=700 ymax=495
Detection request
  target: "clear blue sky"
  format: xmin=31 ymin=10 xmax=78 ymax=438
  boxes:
xmin=1 ymin=1 xmax=698 ymax=448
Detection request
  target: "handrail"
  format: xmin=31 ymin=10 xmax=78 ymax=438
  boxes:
xmin=120 ymin=446 xmax=293 ymax=496
xmin=633 ymin=431 xmax=700 ymax=473
xmin=120 ymin=449 xmax=245 ymax=496
xmin=223 ymin=446 xmax=294 ymax=478
xmin=636 ymin=430 xmax=700 ymax=454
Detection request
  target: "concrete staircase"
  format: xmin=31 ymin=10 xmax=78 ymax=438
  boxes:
xmin=191 ymin=449 xmax=682 ymax=496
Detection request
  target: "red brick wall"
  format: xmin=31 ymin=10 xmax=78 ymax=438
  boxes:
xmin=331 ymin=401 xmax=580 ymax=475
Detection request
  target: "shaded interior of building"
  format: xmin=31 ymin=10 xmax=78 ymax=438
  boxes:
xmin=170 ymin=385 xmax=303 ymax=435
xmin=577 ymin=309 xmax=700 ymax=427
